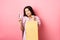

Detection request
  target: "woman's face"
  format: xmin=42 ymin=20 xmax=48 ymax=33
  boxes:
xmin=25 ymin=8 xmax=32 ymax=17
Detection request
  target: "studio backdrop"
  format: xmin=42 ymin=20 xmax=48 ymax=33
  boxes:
xmin=0 ymin=0 xmax=60 ymax=40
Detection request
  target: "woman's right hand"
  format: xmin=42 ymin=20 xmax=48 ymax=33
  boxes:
xmin=19 ymin=18 xmax=22 ymax=23
xmin=19 ymin=18 xmax=24 ymax=32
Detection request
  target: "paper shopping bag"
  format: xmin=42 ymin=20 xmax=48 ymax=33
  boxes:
xmin=25 ymin=20 xmax=38 ymax=40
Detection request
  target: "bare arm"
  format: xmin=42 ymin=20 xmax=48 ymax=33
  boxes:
xmin=19 ymin=19 xmax=24 ymax=32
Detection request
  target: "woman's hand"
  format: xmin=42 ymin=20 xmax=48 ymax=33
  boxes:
xmin=32 ymin=16 xmax=36 ymax=21
xmin=19 ymin=18 xmax=24 ymax=32
xmin=19 ymin=18 xmax=22 ymax=23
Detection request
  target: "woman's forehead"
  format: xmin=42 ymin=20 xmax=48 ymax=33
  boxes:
xmin=25 ymin=8 xmax=29 ymax=11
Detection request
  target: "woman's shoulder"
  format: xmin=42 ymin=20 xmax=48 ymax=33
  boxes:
xmin=34 ymin=16 xmax=40 ymax=19
xmin=22 ymin=16 xmax=28 ymax=20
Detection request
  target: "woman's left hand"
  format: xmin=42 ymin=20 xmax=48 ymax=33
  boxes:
xmin=32 ymin=16 xmax=36 ymax=21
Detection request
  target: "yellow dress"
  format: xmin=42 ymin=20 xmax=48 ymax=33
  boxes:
xmin=25 ymin=20 xmax=38 ymax=40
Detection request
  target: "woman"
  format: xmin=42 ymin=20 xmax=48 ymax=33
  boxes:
xmin=19 ymin=6 xmax=41 ymax=40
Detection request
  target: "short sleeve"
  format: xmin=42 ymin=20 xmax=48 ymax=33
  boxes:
xmin=22 ymin=16 xmax=26 ymax=27
xmin=35 ymin=16 xmax=41 ymax=26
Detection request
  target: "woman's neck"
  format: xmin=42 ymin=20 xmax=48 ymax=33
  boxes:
xmin=28 ymin=15 xmax=34 ymax=19
xmin=28 ymin=14 xmax=31 ymax=17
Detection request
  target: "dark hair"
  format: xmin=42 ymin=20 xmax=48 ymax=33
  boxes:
xmin=23 ymin=6 xmax=36 ymax=17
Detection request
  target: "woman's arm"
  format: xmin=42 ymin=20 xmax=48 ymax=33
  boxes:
xmin=19 ymin=18 xmax=25 ymax=37
xmin=19 ymin=19 xmax=24 ymax=32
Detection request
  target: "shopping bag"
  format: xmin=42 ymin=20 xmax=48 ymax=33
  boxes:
xmin=25 ymin=20 xmax=38 ymax=40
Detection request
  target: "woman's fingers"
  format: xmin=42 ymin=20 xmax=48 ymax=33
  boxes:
xmin=19 ymin=18 xmax=22 ymax=23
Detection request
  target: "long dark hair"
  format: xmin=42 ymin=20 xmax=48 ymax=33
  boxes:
xmin=23 ymin=6 xmax=36 ymax=17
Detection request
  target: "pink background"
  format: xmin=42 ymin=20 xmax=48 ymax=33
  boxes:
xmin=0 ymin=0 xmax=60 ymax=40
